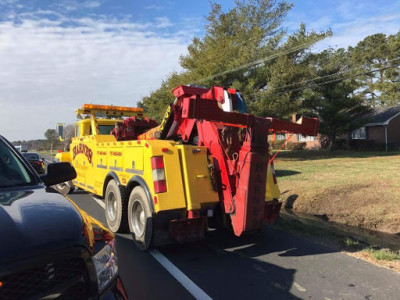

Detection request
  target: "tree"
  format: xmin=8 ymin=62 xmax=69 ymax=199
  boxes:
xmin=140 ymin=0 xmax=330 ymax=121
xmin=60 ymin=124 xmax=75 ymax=150
xmin=302 ymin=48 xmax=371 ymax=149
xmin=140 ymin=72 xmax=189 ymax=121
xmin=246 ymin=24 xmax=331 ymax=119
xmin=351 ymin=32 xmax=400 ymax=106
xmin=44 ymin=129 xmax=59 ymax=151
xmin=179 ymin=0 xmax=292 ymax=88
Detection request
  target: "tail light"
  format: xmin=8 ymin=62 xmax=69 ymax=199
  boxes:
xmin=151 ymin=156 xmax=167 ymax=193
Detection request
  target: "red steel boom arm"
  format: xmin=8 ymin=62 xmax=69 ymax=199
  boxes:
xmin=141 ymin=85 xmax=319 ymax=236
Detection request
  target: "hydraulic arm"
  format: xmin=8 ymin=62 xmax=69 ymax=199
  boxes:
xmin=138 ymin=85 xmax=319 ymax=236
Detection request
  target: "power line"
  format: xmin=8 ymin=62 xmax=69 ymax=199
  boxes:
xmin=193 ymin=39 xmax=318 ymax=84
xmin=195 ymin=30 xmax=279 ymax=62
xmin=260 ymin=57 xmax=400 ymax=94
xmin=273 ymin=64 xmax=400 ymax=96
xmin=184 ymin=28 xmax=320 ymax=77
xmin=192 ymin=35 xmax=328 ymax=84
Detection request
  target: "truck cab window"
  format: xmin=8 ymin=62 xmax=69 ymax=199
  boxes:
xmin=75 ymin=125 xmax=80 ymax=137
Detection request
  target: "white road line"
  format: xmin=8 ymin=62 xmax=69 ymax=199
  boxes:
xmin=149 ymin=249 xmax=213 ymax=300
xmin=89 ymin=195 xmax=212 ymax=300
xmin=91 ymin=196 xmax=105 ymax=208
xmin=45 ymin=159 xmax=53 ymax=163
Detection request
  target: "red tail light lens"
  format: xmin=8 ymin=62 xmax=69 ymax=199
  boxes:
xmin=151 ymin=156 xmax=166 ymax=193
xmin=151 ymin=156 xmax=164 ymax=169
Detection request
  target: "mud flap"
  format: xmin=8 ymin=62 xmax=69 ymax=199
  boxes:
xmin=169 ymin=217 xmax=206 ymax=244
xmin=264 ymin=201 xmax=282 ymax=224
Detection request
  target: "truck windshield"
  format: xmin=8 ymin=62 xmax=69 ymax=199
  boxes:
xmin=99 ymin=125 xmax=117 ymax=135
xmin=0 ymin=140 xmax=34 ymax=188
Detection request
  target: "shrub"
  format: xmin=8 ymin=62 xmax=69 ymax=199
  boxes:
xmin=349 ymin=139 xmax=377 ymax=150
xmin=286 ymin=142 xmax=306 ymax=151
xmin=366 ymin=248 xmax=400 ymax=261
xmin=270 ymin=139 xmax=286 ymax=150
xmin=331 ymin=139 xmax=347 ymax=150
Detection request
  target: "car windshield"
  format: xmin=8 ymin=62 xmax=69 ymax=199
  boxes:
xmin=23 ymin=153 xmax=40 ymax=161
xmin=0 ymin=140 xmax=34 ymax=188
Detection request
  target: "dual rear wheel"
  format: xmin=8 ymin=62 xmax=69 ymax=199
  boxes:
xmin=104 ymin=180 xmax=153 ymax=250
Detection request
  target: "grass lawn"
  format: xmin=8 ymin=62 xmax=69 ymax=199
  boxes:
xmin=274 ymin=150 xmax=400 ymax=234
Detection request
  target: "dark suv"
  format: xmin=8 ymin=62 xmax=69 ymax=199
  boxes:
xmin=0 ymin=135 xmax=127 ymax=299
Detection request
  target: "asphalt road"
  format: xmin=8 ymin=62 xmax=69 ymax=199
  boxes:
xmin=65 ymin=190 xmax=400 ymax=300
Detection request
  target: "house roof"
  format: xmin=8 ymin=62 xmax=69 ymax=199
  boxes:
xmin=363 ymin=105 xmax=400 ymax=126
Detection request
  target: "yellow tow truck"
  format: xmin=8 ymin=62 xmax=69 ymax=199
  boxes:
xmin=55 ymin=85 xmax=318 ymax=250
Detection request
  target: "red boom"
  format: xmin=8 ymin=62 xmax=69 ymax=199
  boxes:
xmin=139 ymin=85 xmax=319 ymax=236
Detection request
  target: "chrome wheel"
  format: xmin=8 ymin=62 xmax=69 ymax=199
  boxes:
xmin=106 ymin=191 xmax=117 ymax=222
xmin=104 ymin=180 xmax=129 ymax=233
xmin=131 ymin=200 xmax=145 ymax=237
xmin=56 ymin=182 xmax=67 ymax=190
xmin=53 ymin=181 xmax=74 ymax=195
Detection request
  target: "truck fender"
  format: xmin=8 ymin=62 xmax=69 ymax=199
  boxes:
xmin=127 ymin=176 xmax=154 ymax=215
xmin=103 ymin=171 xmax=122 ymax=197
xmin=106 ymin=171 xmax=121 ymax=185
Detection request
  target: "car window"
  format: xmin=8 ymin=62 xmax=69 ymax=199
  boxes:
xmin=0 ymin=141 xmax=34 ymax=188
xmin=23 ymin=153 xmax=40 ymax=160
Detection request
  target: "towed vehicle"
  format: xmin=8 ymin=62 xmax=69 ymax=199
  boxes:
xmin=0 ymin=135 xmax=127 ymax=300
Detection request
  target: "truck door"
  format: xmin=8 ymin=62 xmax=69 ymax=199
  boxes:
xmin=70 ymin=122 xmax=90 ymax=188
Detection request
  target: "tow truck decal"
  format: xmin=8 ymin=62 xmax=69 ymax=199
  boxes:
xmin=73 ymin=144 xmax=93 ymax=163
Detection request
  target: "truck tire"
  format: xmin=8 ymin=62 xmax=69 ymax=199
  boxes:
xmin=105 ymin=180 xmax=129 ymax=233
xmin=53 ymin=181 xmax=75 ymax=195
xmin=128 ymin=186 xmax=154 ymax=250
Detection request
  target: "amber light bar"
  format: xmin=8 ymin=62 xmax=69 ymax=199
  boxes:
xmin=82 ymin=104 xmax=143 ymax=113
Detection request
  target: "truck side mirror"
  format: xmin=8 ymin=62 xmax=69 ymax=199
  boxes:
xmin=40 ymin=162 xmax=76 ymax=186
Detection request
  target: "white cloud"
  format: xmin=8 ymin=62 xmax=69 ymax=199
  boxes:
xmin=314 ymin=13 xmax=400 ymax=50
xmin=0 ymin=0 xmax=17 ymax=4
xmin=83 ymin=1 xmax=103 ymax=9
xmin=50 ymin=0 xmax=104 ymax=12
xmin=155 ymin=17 xmax=172 ymax=28
xmin=287 ymin=1 xmax=400 ymax=51
xmin=0 ymin=12 xmax=196 ymax=141
xmin=145 ymin=5 xmax=163 ymax=11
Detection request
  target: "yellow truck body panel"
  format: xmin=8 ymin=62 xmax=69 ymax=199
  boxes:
xmin=176 ymin=145 xmax=219 ymax=211
xmin=56 ymin=116 xmax=281 ymax=216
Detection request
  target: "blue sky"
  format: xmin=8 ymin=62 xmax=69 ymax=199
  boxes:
xmin=0 ymin=0 xmax=399 ymax=141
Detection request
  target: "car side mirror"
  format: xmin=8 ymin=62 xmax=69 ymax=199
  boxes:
xmin=40 ymin=162 xmax=76 ymax=186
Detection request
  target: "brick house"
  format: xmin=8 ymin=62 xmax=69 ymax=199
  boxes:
xmin=350 ymin=105 xmax=400 ymax=151
xmin=269 ymin=132 xmax=322 ymax=149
